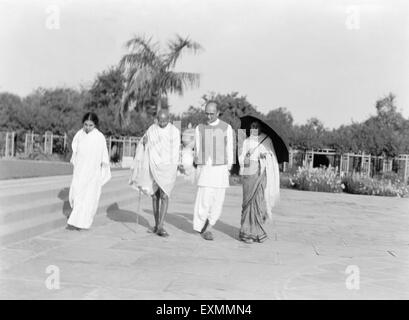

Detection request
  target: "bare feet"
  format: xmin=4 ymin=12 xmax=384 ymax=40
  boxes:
xmin=157 ymin=228 xmax=169 ymax=237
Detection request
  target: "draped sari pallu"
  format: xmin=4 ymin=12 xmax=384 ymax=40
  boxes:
xmin=238 ymin=133 xmax=280 ymax=243
xmin=240 ymin=161 xmax=268 ymax=242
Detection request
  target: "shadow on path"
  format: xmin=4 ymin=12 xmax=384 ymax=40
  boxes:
xmin=106 ymin=203 xmax=151 ymax=230
xmin=177 ymin=213 xmax=240 ymax=240
xmin=143 ymin=209 xmax=197 ymax=235
xmin=141 ymin=208 xmax=240 ymax=240
xmin=57 ymin=187 xmax=71 ymax=219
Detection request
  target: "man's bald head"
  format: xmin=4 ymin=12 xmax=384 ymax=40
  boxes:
xmin=157 ymin=109 xmax=170 ymax=128
xmin=205 ymin=101 xmax=219 ymax=124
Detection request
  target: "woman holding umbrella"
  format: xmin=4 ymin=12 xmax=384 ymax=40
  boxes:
xmin=238 ymin=115 xmax=288 ymax=243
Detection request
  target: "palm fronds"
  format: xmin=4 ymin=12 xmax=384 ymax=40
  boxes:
xmin=165 ymin=34 xmax=203 ymax=68
xmin=118 ymin=34 xmax=203 ymax=128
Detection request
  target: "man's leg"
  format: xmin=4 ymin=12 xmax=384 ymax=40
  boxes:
xmin=193 ymin=187 xmax=211 ymax=233
xmin=202 ymin=188 xmax=226 ymax=240
xmin=151 ymin=189 xmax=160 ymax=233
xmin=157 ymin=188 xmax=169 ymax=237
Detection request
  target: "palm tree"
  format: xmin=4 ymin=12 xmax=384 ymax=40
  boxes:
xmin=119 ymin=34 xmax=203 ymax=126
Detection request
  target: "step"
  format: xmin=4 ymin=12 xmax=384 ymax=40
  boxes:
xmin=0 ymin=184 xmax=139 ymax=224
xmin=0 ymin=175 xmax=186 ymax=246
xmin=0 ymin=170 xmax=129 ymax=196
xmin=0 ymin=174 xmax=132 ymax=207
xmin=0 ymin=193 xmax=143 ymax=246
xmin=0 ymin=173 xmax=73 ymax=189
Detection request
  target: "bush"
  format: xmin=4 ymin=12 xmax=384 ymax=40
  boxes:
xmin=16 ymin=151 xmax=68 ymax=162
xmin=280 ymin=173 xmax=295 ymax=189
xmin=374 ymin=171 xmax=402 ymax=184
xmin=342 ymin=173 xmax=409 ymax=197
xmin=291 ymin=166 xmax=343 ymax=193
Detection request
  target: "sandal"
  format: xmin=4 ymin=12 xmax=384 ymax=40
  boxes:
xmin=201 ymin=231 xmax=214 ymax=241
xmin=66 ymin=225 xmax=81 ymax=231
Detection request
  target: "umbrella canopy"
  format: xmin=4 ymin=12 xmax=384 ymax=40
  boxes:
xmin=240 ymin=115 xmax=289 ymax=163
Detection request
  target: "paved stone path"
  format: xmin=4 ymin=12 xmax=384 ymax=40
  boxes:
xmin=1 ymin=175 xmax=408 ymax=299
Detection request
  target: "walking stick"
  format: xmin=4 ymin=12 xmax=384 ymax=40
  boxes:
xmin=136 ymin=188 xmax=141 ymax=225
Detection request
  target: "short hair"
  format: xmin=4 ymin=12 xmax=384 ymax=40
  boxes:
xmin=157 ymin=109 xmax=170 ymax=119
xmin=82 ymin=112 xmax=99 ymax=127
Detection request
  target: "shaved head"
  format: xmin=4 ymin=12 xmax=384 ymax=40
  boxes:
xmin=205 ymin=101 xmax=218 ymax=113
xmin=157 ymin=109 xmax=170 ymax=128
xmin=205 ymin=101 xmax=219 ymax=124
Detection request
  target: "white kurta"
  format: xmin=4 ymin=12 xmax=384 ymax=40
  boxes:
xmin=193 ymin=119 xmax=233 ymax=232
xmin=194 ymin=119 xmax=234 ymax=187
xmin=68 ymin=128 xmax=111 ymax=229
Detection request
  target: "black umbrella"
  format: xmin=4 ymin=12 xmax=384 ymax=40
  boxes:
xmin=240 ymin=115 xmax=289 ymax=163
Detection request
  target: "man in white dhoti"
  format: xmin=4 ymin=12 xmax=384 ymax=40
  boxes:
xmin=130 ymin=110 xmax=180 ymax=237
xmin=193 ymin=101 xmax=234 ymax=240
xmin=67 ymin=112 xmax=111 ymax=230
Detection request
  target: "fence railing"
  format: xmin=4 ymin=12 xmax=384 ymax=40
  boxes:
xmin=285 ymin=149 xmax=409 ymax=182
xmin=0 ymin=131 xmax=141 ymax=167
xmin=1 ymin=131 xmax=409 ymax=181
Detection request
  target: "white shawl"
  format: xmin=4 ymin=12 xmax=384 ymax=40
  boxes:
xmin=238 ymin=133 xmax=280 ymax=219
xmin=129 ymin=123 xmax=180 ymax=197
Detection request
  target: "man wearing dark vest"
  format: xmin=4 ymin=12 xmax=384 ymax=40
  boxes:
xmin=193 ymin=101 xmax=234 ymax=240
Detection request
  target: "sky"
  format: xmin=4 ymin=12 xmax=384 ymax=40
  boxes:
xmin=0 ymin=0 xmax=408 ymax=128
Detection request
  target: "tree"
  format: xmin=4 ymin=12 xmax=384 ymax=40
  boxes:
xmin=18 ymin=87 xmax=86 ymax=134
xmin=293 ymin=118 xmax=328 ymax=150
xmin=265 ymin=107 xmax=294 ymax=146
xmin=119 ymin=34 xmax=203 ymax=126
xmin=323 ymin=93 xmax=409 ymax=156
xmin=363 ymin=93 xmax=407 ymax=156
xmin=85 ymin=67 xmax=124 ymax=112
xmin=201 ymin=92 xmax=260 ymax=130
xmin=176 ymin=105 xmax=207 ymax=130
xmin=84 ymin=66 xmax=125 ymax=135
xmin=0 ymin=92 xmax=24 ymax=130
xmin=326 ymin=123 xmax=359 ymax=153
xmin=84 ymin=66 xmax=163 ymax=136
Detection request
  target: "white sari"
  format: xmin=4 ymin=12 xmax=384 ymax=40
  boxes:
xmin=68 ymin=128 xmax=111 ymax=229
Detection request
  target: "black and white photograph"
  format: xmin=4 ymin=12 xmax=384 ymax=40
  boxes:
xmin=0 ymin=0 xmax=408 ymax=303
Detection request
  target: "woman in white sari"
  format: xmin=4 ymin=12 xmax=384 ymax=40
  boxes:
xmin=238 ymin=120 xmax=280 ymax=243
xmin=67 ymin=112 xmax=111 ymax=230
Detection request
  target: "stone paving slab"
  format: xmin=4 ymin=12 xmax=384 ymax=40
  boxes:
xmin=0 ymin=176 xmax=408 ymax=299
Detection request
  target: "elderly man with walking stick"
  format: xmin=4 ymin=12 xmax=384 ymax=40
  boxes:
xmin=129 ymin=110 xmax=181 ymax=237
